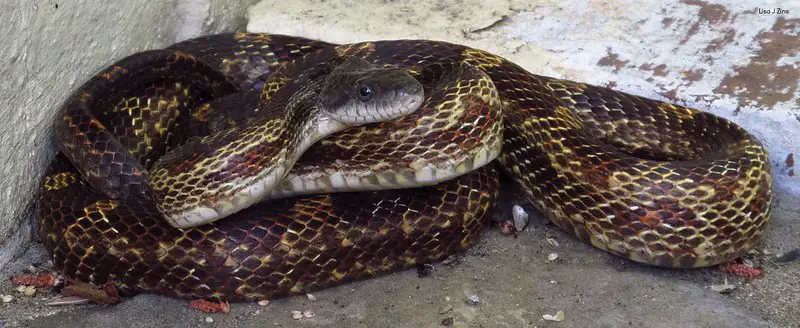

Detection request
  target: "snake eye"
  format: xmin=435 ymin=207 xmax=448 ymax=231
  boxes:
xmin=357 ymin=86 xmax=373 ymax=102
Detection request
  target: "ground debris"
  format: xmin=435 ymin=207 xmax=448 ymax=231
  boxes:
xmin=466 ymin=295 xmax=480 ymax=305
xmin=543 ymin=310 xmax=566 ymax=322
xmin=45 ymin=295 xmax=91 ymax=306
xmin=417 ymin=263 xmax=435 ymax=277
xmin=711 ymin=277 xmax=737 ymax=294
xmin=441 ymin=316 xmax=455 ymax=326
xmin=441 ymin=255 xmax=462 ymax=267
xmin=60 ymin=279 xmax=121 ymax=305
xmin=722 ymin=262 xmax=764 ymax=279
xmin=22 ymin=286 xmax=36 ymax=297
xmin=500 ymin=220 xmax=516 ymax=236
xmin=512 ymin=205 xmax=529 ymax=231
xmin=189 ymin=299 xmax=230 ymax=313
xmin=10 ymin=273 xmax=58 ymax=288
xmin=772 ymin=248 xmax=800 ymax=266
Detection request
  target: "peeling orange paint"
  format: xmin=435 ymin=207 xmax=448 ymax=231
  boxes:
xmin=597 ymin=48 xmax=629 ymax=73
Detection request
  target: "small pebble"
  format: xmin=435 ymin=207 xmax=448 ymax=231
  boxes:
xmin=306 ymin=293 xmax=316 ymax=301
xmin=543 ymin=310 xmax=566 ymax=322
xmin=303 ymin=310 xmax=315 ymax=318
xmin=466 ymin=295 xmax=480 ymax=306
xmin=711 ymin=277 xmax=737 ymax=294
xmin=291 ymin=310 xmax=303 ymax=319
xmin=441 ymin=317 xmax=455 ymax=326
xmin=546 ymin=237 xmax=559 ymax=247
xmin=1 ymin=295 xmax=13 ymax=303
xmin=258 ymin=299 xmax=270 ymax=306
xmin=204 ymin=317 xmax=213 ymax=323
xmin=547 ymin=253 xmax=559 ymax=261
xmin=251 ymin=310 xmax=260 ymax=316
xmin=16 ymin=285 xmax=25 ymax=293
xmin=445 ymin=296 xmax=451 ymax=302
xmin=23 ymin=286 xmax=36 ymax=297
xmin=550 ymin=280 xmax=557 ymax=284
xmin=512 ymin=205 xmax=529 ymax=231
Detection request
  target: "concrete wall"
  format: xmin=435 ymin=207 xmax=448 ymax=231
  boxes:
xmin=0 ymin=0 xmax=257 ymax=270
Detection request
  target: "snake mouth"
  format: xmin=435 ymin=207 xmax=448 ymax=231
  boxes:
xmin=346 ymin=89 xmax=424 ymax=124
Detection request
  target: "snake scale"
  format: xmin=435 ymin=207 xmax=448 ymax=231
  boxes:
xmin=38 ymin=33 xmax=772 ymax=301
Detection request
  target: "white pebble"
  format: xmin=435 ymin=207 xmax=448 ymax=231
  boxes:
xmin=1 ymin=294 xmax=13 ymax=303
xmin=512 ymin=205 xmax=529 ymax=231
xmin=547 ymin=253 xmax=559 ymax=261
xmin=543 ymin=310 xmax=566 ymax=322
xmin=258 ymin=299 xmax=270 ymax=306
xmin=291 ymin=310 xmax=303 ymax=319
xmin=16 ymin=285 xmax=26 ymax=293
xmin=306 ymin=293 xmax=316 ymax=301
xmin=303 ymin=310 xmax=315 ymax=318
xmin=204 ymin=316 xmax=213 ymax=323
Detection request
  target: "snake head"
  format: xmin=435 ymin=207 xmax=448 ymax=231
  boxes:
xmin=319 ymin=56 xmax=424 ymax=125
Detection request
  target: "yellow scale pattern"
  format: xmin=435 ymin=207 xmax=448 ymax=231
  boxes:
xmin=38 ymin=33 xmax=772 ymax=301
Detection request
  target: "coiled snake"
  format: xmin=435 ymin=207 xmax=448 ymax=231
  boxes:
xmin=38 ymin=33 xmax=772 ymax=301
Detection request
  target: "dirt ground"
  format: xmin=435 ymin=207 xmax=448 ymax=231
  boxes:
xmin=1 ymin=182 xmax=797 ymax=328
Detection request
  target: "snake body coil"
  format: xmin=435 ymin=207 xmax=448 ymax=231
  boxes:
xmin=38 ymin=33 xmax=772 ymax=301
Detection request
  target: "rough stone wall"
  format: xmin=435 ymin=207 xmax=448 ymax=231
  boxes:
xmin=0 ymin=0 xmax=257 ymax=270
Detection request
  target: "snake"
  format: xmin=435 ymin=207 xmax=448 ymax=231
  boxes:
xmin=38 ymin=33 xmax=773 ymax=301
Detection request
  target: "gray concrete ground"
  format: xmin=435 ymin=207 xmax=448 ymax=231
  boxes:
xmin=1 ymin=184 xmax=797 ymax=327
